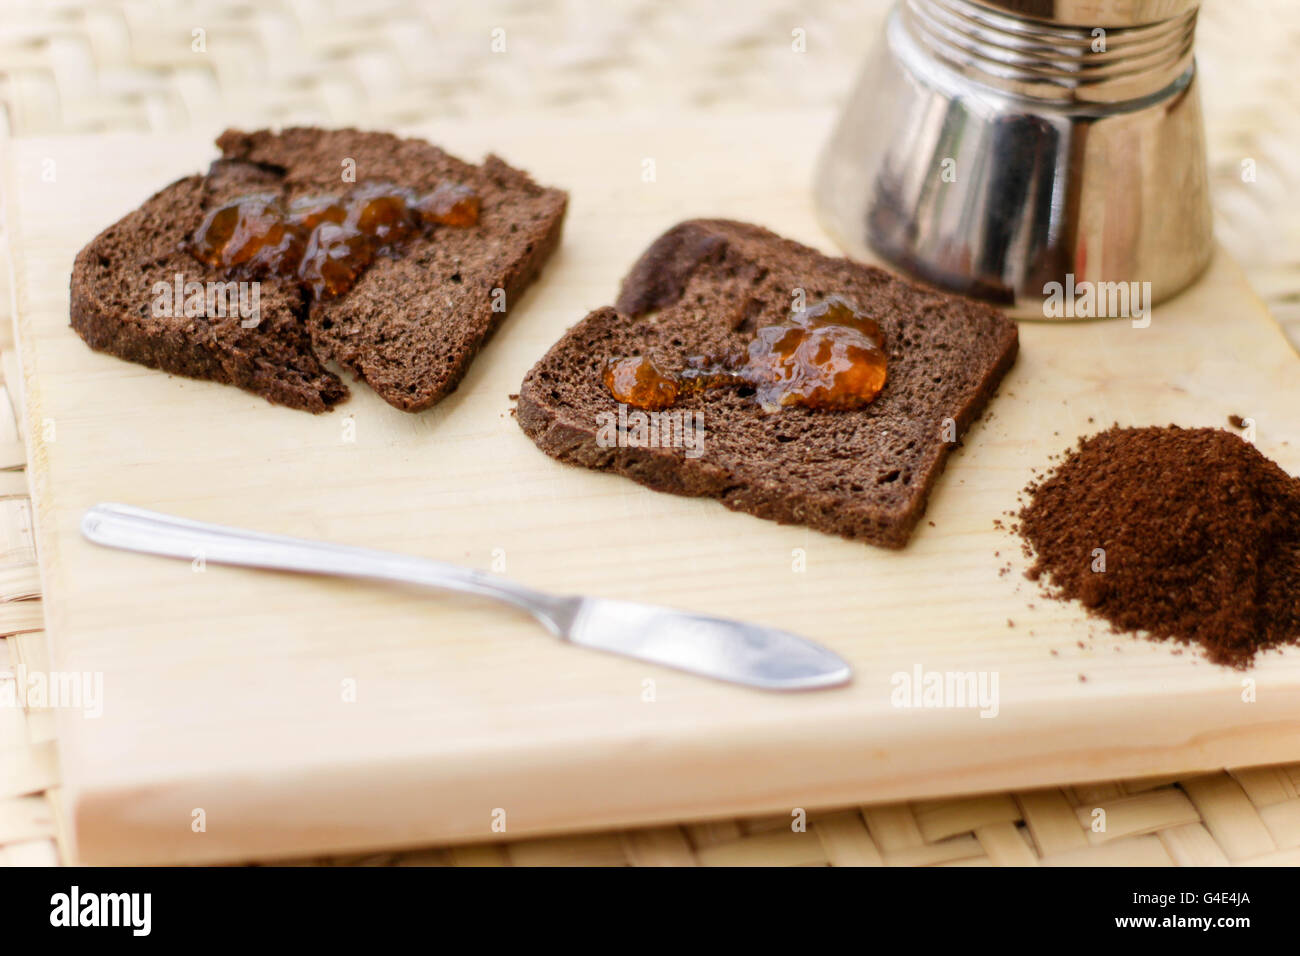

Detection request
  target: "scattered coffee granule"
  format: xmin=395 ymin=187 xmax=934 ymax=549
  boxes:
xmin=1228 ymin=413 xmax=1247 ymax=429
xmin=1017 ymin=425 xmax=1300 ymax=668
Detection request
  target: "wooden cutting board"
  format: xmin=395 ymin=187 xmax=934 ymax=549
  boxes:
xmin=8 ymin=114 xmax=1300 ymax=865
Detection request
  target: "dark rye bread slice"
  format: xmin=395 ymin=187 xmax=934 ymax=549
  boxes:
xmin=516 ymin=220 xmax=1019 ymax=547
xmin=216 ymin=129 xmax=568 ymax=410
xmin=71 ymin=159 xmax=344 ymax=411
xmin=71 ymin=127 xmax=568 ymax=412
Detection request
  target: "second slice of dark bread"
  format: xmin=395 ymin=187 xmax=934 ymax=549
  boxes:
xmin=71 ymin=127 xmax=568 ymax=412
xmin=516 ymin=220 xmax=1019 ymax=547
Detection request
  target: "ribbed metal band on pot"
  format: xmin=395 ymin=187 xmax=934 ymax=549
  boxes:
xmin=970 ymin=0 xmax=1200 ymax=27
xmin=901 ymin=0 xmax=1198 ymax=102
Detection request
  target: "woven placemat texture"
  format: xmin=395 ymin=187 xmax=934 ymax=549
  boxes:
xmin=1 ymin=0 xmax=1299 ymax=866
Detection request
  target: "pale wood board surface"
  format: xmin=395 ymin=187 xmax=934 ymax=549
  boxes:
xmin=7 ymin=113 xmax=1300 ymax=865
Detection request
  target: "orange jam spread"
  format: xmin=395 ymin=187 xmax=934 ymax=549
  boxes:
xmin=188 ymin=180 xmax=480 ymax=299
xmin=603 ymin=297 xmax=888 ymax=412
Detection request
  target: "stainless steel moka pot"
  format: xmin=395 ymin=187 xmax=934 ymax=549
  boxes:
xmin=814 ymin=0 xmax=1212 ymax=316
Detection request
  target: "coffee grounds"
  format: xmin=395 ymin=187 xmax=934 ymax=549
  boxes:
xmin=1015 ymin=425 xmax=1300 ymax=668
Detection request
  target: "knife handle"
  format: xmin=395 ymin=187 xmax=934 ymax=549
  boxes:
xmin=80 ymin=502 xmax=561 ymax=625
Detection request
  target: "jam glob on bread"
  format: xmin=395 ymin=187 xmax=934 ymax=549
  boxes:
xmin=188 ymin=181 xmax=480 ymax=300
xmin=604 ymin=296 xmax=888 ymax=412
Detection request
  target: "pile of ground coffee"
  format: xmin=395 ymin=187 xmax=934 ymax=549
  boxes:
xmin=1015 ymin=425 xmax=1300 ymax=667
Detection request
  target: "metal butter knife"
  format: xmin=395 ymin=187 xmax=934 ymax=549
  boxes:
xmin=81 ymin=503 xmax=851 ymax=691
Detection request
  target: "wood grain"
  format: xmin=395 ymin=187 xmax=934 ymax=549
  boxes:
xmin=7 ymin=114 xmax=1300 ymax=865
